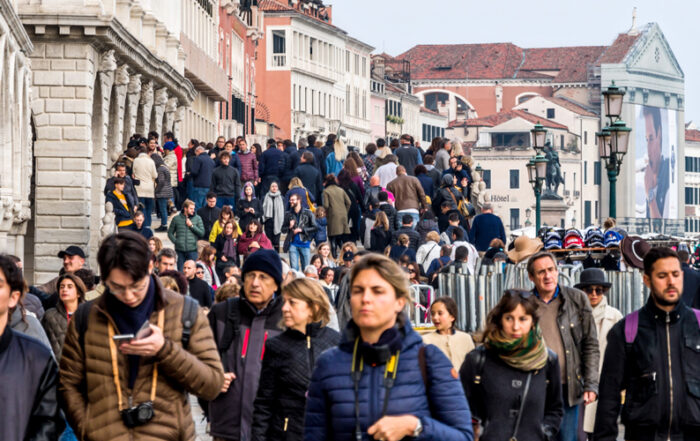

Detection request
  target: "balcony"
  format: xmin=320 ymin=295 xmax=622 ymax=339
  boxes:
xmin=290 ymin=56 xmax=340 ymax=82
xmin=272 ymin=54 xmax=286 ymax=67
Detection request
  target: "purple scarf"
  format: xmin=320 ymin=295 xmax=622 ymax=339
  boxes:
xmin=223 ymin=235 xmax=236 ymax=257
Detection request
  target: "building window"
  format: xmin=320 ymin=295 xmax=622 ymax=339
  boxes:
xmin=595 ymin=201 xmax=599 ymax=219
xmin=354 ymin=54 xmax=360 ymax=75
xmin=560 ymin=134 xmax=564 ymax=148
xmin=510 ymin=209 xmax=520 ymax=230
xmin=272 ymin=30 xmax=286 ymax=67
xmin=546 ymin=108 xmax=555 ymax=119
xmin=594 ymin=161 xmax=601 ymax=185
xmin=346 ymin=50 xmax=350 ymax=72
xmin=482 ymin=170 xmax=491 ymax=189
xmin=584 ymin=161 xmax=588 ymax=185
xmin=584 ymin=131 xmax=588 ymax=145
xmin=585 ymin=201 xmax=592 ymax=227
xmin=509 ymin=169 xmax=519 ymax=189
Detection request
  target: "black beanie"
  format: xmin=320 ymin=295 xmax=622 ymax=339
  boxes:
xmin=241 ymin=249 xmax=283 ymax=289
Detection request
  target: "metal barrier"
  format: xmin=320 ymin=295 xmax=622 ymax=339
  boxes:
xmin=438 ymin=263 xmax=649 ymax=332
xmin=406 ymin=284 xmax=435 ymax=326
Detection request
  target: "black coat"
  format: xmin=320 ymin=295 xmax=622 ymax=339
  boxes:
xmin=293 ymin=163 xmax=323 ymax=203
xmin=282 ymin=208 xmax=317 ymax=245
xmin=251 ymin=324 xmax=340 ymax=441
xmin=370 ymin=228 xmax=392 ymax=253
xmin=681 ymin=262 xmax=700 ymax=308
xmin=197 ymin=205 xmax=222 ymax=241
xmin=237 ymin=197 xmax=263 ymax=231
xmin=188 ymin=277 xmax=212 ymax=309
xmin=210 ymin=165 xmax=242 ymax=198
xmin=0 ymin=326 xmax=64 ymax=440
xmin=460 ymin=346 xmax=562 ymax=441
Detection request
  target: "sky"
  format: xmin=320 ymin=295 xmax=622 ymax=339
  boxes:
xmin=331 ymin=0 xmax=700 ymax=126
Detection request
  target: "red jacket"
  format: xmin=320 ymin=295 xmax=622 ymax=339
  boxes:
xmin=237 ymin=232 xmax=273 ymax=257
xmin=174 ymin=145 xmax=183 ymax=182
xmin=238 ymin=151 xmax=259 ymax=182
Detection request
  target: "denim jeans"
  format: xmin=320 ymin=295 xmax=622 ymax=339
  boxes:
xmin=557 ymin=397 xmax=579 ymax=441
xmin=155 ymin=198 xmax=169 ymax=227
xmin=216 ymin=197 xmax=236 ymax=210
xmin=192 ymin=187 xmax=209 ymax=211
xmin=289 ymin=245 xmax=311 ymax=271
xmin=396 ymin=210 xmax=420 ymax=230
xmin=139 ymin=197 xmax=154 ymax=227
xmin=176 ymin=250 xmax=199 ymax=272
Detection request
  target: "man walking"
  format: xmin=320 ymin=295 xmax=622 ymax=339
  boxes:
xmin=132 ymin=146 xmax=158 ymax=227
xmin=0 ymin=255 xmax=63 ymax=440
xmin=594 ymin=247 xmax=700 ymax=441
xmin=190 ymin=146 xmax=216 ymax=210
xmin=527 ymin=251 xmax=599 ymax=441
xmin=293 ymin=151 xmax=323 ymax=203
xmin=198 ymin=192 xmax=221 ymax=244
xmin=211 ymin=151 xmax=242 ymax=210
xmin=168 ymin=200 xmax=205 ymax=271
xmin=282 ymin=193 xmax=317 ymax=271
xmin=386 ymin=165 xmax=427 ymax=229
xmin=207 ymin=249 xmax=285 ymax=441
xmin=468 ymin=203 xmax=506 ymax=252
xmin=183 ymin=260 xmax=213 ymax=309
xmin=59 ymin=232 xmax=224 ymax=439
xmin=394 ymin=133 xmax=422 ymax=176
xmin=259 ymin=139 xmax=287 ymax=195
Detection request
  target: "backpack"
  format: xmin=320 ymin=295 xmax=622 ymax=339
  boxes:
xmin=624 ymin=308 xmax=700 ymax=343
xmin=74 ymin=295 xmax=199 ymax=350
xmin=217 ymin=297 xmax=241 ymax=357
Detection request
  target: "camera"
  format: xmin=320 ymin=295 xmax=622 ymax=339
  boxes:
xmin=121 ymin=401 xmax=155 ymax=427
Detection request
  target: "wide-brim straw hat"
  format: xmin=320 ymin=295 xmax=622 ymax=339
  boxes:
xmin=507 ymin=235 xmax=544 ymax=264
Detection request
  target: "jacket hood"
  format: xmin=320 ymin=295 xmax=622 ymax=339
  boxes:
xmin=441 ymin=174 xmax=454 ymax=187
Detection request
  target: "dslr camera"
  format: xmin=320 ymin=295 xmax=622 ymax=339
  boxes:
xmin=121 ymin=401 xmax=155 ymax=427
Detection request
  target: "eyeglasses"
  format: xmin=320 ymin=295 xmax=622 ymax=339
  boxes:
xmin=408 ymin=269 xmax=416 ymax=274
xmin=584 ymin=287 xmax=606 ymax=295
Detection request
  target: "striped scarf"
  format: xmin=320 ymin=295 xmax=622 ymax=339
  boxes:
xmin=485 ymin=325 xmax=548 ymax=371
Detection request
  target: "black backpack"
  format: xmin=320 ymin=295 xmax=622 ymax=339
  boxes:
xmin=74 ymin=295 xmax=199 ymax=350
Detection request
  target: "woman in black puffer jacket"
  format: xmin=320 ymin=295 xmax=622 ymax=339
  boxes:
xmin=251 ymin=278 xmax=340 ymax=441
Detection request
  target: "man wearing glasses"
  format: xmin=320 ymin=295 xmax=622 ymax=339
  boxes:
xmin=527 ymin=251 xmax=599 ymax=441
xmin=574 ymin=268 xmax=622 ymax=436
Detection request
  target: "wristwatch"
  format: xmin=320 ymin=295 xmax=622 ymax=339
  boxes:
xmin=412 ymin=418 xmax=423 ymax=437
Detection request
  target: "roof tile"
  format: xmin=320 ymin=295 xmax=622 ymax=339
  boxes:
xmin=450 ymin=109 xmax=568 ymax=130
xmin=686 ymin=129 xmax=700 ymax=143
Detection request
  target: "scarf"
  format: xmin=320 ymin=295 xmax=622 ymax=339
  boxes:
xmin=263 ymin=190 xmax=285 ymax=235
xmin=592 ymin=296 xmax=608 ymax=328
xmin=222 ymin=234 xmax=236 ymax=258
xmin=485 ymin=325 xmax=548 ymax=371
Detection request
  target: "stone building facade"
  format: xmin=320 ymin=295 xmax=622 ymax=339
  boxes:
xmin=19 ymin=0 xmax=197 ymax=282
xmin=0 ymin=0 xmax=34 ymax=260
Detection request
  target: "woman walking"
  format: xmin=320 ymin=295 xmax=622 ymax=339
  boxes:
xmin=304 ymin=254 xmax=473 ymax=441
xmin=337 ymin=169 xmax=363 ymax=242
xmin=460 ymin=289 xmax=563 ymax=441
xmin=369 ymin=211 xmax=392 ymax=253
xmin=41 ymin=273 xmax=87 ymax=360
xmin=237 ymin=182 xmax=263 ymax=232
xmin=251 ymin=278 xmax=340 ymax=440
xmin=153 ymin=153 xmax=174 ymax=232
xmin=262 ymin=181 xmax=285 ymax=251
xmin=325 ymin=138 xmax=347 ymax=177
xmin=322 ymin=174 xmax=351 ymax=258
xmin=422 ymin=297 xmax=474 ymax=370
xmin=214 ymin=220 xmax=239 ymax=281
xmin=237 ymin=219 xmax=273 ymax=260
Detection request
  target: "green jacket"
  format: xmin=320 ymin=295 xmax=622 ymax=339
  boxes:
xmin=168 ymin=212 xmax=205 ymax=252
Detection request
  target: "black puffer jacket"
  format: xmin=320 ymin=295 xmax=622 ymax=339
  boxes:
xmin=0 ymin=325 xmax=64 ymax=440
xmin=251 ymin=323 xmax=340 ymax=440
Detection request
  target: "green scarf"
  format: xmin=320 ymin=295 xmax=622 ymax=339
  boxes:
xmin=485 ymin=325 xmax=548 ymax=371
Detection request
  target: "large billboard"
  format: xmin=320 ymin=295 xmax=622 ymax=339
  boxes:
xmin=634 ymin=104 xmax=678 ymax=219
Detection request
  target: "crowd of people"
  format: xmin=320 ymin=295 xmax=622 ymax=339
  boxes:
xmin=2 ymin=129 xmax=700 ymax=441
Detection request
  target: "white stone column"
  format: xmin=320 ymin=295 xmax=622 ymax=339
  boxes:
xmin=109 ymin=64 xmax=129 ymax=163
xmin=164 ymin=96 xmax=178 ymax=132
xmin=173 ymin=105 xmax=186 ymax=139
xmin=152 ymin=86 xmax=168 ymax=134
xmin=124 ymin=73 xmax=141 ymax=145
xmin=137 ymin=80 xmax=153 ymax=135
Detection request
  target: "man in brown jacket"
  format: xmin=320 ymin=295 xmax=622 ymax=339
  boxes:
xmin=60 ymin=231 xmax=224 ymax=440
xmin=386 ymin=165 xmax=428 ymax=230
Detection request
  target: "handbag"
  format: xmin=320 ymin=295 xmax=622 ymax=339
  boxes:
xmin=305 ymin=190 xmax=316 ymax=213
xmin=447 ymin=188 xmax=470 ymax=218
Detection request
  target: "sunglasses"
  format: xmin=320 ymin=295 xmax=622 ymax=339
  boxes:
xmin=584 ymin=287 xmax=606 ymax=295
xmin=504 ymin=289 xmax=532 ymax=299
xmin=196 ymin=271 xmax=204 ymax=275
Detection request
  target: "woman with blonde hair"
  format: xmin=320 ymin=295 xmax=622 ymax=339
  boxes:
xmin=209 ymin=205 xmax=240 ymax=243
xmin=336 ymin=241 xmax=358 ymax=266
xmin=416 ymin=230 xmax=442 ymax=273
xmin=197 ymin=245 xmax=221 ymax=289
xmin=305 ymin=254 xmax=473 ymax=440
xmin=252 ymin=278 xmax=340 ymax=441
xmin=148 ymin=236 xmax=163 ymax=254
xmin=369 ymin=211 xmax=392 ymax=253
xmin=285 ymin=177 xmax=315 ymax=211
xmin=325 ymin=138 xmax=348 ymax=176
xmin=316 ymin=242 xmax=337 ymax=268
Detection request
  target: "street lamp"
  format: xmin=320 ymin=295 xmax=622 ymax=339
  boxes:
xmin=527 ymin=154 xmax=548 ymax=232
xmin=597 ymin=82 xmax=632 ymax=219
xmin=531 ymin=122 xmax=547 ymax=154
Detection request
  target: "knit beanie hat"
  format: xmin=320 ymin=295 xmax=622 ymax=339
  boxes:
xmin=241 ymin=249 xmax=283 ymax=290
xmin=163 ymin=141 xmax=176 ymax=151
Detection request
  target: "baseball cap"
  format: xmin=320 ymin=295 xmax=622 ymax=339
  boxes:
xmin=343 ymin=251 xmax=355 ymax=262
xmin=604 ymin=230 xmax=623 ymax=248
xmin=57 ymin=245 xmax=86 ymax=259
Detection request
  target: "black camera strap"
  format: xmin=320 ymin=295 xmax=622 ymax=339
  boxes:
xmin=350 ymin=337 xmax=401 ymax=441
xmin=108 ymin=309 xmax=164 ymax=411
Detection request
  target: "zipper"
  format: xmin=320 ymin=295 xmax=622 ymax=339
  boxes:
xmin=283 ymin=417 xmax=289 ymax=432
xmin=307 ymin=336 xmax=315 ymax=372
xmin=665 ymin=312 xmax=673 ymax=441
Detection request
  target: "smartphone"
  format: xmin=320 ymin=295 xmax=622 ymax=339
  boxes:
xmin=112 ymin=334 xmax=135 ymax=342
xmin=135 ymin=320 xmax=153 ymax=340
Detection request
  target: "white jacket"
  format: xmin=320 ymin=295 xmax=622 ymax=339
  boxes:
xmin=132 ymin=153 xmax=158 ymax=199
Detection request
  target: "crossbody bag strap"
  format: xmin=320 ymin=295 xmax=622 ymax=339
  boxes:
xmin=510 ymin=372 xmax=532 ymax=441
xmin=107 ymin=308 xmax=165 ymax=410
xmin=421 ymin=243 xmax=438 ymax=266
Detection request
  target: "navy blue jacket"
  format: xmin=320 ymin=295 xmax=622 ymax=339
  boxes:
xmin=259 ymin=147 xmax=287 ymax=178
xmin=417 ymin=173 xmax=435 ymax=198
xmin=282 ymin=145 xmax=299 ymax=181
xmin=467 ymin=213 xmax=506 ymax=252
xmin=190 ymin=154 xmax=216 ymax=188
xmin=304 ymin=318 xmax=474 ymax=441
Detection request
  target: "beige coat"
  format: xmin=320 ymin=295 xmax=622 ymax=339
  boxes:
xmin=583 ymin=297 xmax=622 ymax=433
xmin=132 ymin=153 xmax=158 ymax=199
xmin=422 ymin=329 xmax=475 ymax=371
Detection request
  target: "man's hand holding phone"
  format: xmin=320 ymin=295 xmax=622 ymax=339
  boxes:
xmin=116 ymin=320 xmax=165 ymax=357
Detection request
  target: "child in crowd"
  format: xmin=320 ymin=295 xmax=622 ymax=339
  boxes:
xmin=314 ymin=206 xmax=328 ymax=246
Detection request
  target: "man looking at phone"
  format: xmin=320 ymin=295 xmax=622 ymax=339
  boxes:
xmin=59 ymin=231 xmax=224 ymax=439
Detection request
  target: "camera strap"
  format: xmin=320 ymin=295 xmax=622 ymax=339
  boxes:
xmin=108 ymin=309 xmax=165 ymax=411
xmin=350 ymin=337 xmax=400 ymax=441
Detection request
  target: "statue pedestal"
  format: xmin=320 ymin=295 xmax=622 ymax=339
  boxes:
xmin=537 ymin=198 xmax=569 ymax=228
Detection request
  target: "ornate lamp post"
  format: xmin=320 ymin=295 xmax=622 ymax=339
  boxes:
xmin=596 ymin=82 xmax=632 ymax=219
xmin=526 ymin=154 xmax=548 ymax=232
